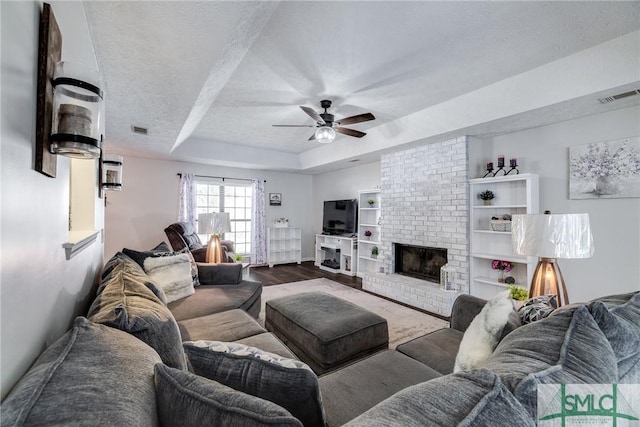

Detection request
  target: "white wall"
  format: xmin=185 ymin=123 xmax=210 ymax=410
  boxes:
xmin=471 ymin=106 xmax=640 ymax=302
xmin=311 ymin=161 xmax=381 ymax=237
xmin=1 ymin=1 xmax=104 ymax=398
xmin=104 ymin=157 xmax=315 ymax=260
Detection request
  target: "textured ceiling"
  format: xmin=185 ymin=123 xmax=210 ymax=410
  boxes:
xmin=83 ymin=1 xmax=640 ymax=172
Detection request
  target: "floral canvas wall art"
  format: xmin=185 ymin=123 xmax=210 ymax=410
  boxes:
xmin=569 ymin=136 xmax=640 ymax=199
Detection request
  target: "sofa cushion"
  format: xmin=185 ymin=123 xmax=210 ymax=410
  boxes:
xmin=343 ymin=368 xmax=534 ymax=427
xmin=454 ymin=290 xmax=515 ymax=372
xmin=484 ymin=305 xmax=618 ymax=417
xmin=589 ymin=291 xmax=640 ymax=383
xmin=178 ymin=309 xmax=266 ymax=342
xmin=88 ymin=255 xmax=188 ymax=370
xmin=591 ymin=291 xmax=639 ymax=309
xmin=235 ymin=332 xmax=298 ymax=359
xmin=1 ymin=317 xmax=162 ymax=426
xmin=98 ymin=252 xmax=168 ymax=303
xmin=154 ymin=364 xmax=303 ymax=427
xmin=319 ymin=350 xmax=442 ymax=427
xmin=123 ymin=246 xmax=200 ymax=289
xmin=184 ymin=341 xmax=325 ymax=427
xmin=169 ymin=280 xmax=262 ymax=322
xmin=396 ymin=328 xmax=464 ymax=375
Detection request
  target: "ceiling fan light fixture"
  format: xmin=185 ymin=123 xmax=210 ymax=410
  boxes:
xmin=315 ymin=126 xmax=335 ymax=143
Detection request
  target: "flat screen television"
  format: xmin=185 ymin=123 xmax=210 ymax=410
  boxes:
xmin=322 ymin=199 xmax=358 ymax=235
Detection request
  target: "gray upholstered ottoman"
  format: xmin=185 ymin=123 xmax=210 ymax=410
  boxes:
xmin=265 ymin=292 xmax=389 ymax=374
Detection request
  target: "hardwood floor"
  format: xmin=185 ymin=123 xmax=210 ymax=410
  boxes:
xmin=247 ymin=261 xmax=362 ymax=289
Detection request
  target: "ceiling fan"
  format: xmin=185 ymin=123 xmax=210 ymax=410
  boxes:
xmin=273 ymin=100 xmax=375 ymax=143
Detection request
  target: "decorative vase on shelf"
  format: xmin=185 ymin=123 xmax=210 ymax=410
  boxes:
xmin=498 ymin=270 xmax=505 ymax=283
xmin=484 ymin=200 xmax=492 ymax=206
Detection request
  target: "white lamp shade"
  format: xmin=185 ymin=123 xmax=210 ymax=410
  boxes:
xmin=198 ymin=212 xmax=231 ymax=235
xmin=315 ymin=126 xmax=336 ymax=144
xmin=512 ymin=213 xmax=594 ymax=259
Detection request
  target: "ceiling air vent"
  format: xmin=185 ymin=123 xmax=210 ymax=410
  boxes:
xmin=598 ymin=89 xmax=640 ymax=104
xmin=131 ymin=125 xmax=148 ymax=135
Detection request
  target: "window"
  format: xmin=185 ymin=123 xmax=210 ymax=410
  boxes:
xmin=196 ymin=181 xmax=252 ymax=255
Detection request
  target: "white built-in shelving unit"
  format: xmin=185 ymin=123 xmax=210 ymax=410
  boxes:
xmin=357 ymin=189 xmax=382 ymax=278
xmin=469 ymin=173 xmax=539 ymax=299
xmin=267 ymin=226 xmax=302 ymax=268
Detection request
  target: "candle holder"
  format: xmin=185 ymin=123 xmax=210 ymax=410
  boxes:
xmin=482 ymin=163 xmax=495 ymax=178
xmin=493 ymin=166 xmax=507 ymax=176
xmin=505 ymin=159 xmax=520 ymax=175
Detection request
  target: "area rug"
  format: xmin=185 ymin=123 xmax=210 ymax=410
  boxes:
xmin=258 ymin=278 xmax=447 ymax=349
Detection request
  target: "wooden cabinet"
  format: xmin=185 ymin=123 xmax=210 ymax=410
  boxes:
xmin=315 ymin=234 xmax=357 ymax=276
xmin=469 ymin=174 xmax=539 ymax=299
xmin=356 ymin=189 xmax=382 ymax=278
xmin=267 ymin=226 xmax=301 ymax=268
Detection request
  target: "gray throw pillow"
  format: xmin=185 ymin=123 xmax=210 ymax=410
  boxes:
xmin=183 ymin=341 xmax=325 ymax=427
xmin=152 ymin=241 xmax=172 ymax=252
xmin=518 ymin=294 xmax=558 ymax=324
xmin=1 ymin=317 xmax=161 ymax=426
xmin=154 ymin=364 xmax=303 ymax=427
xmin=196 ymin=262 xmax=243 ymax=285
xmin=143 ymin=253 xmax=195 ymax=303
xmin=484 ymin=305 xmax=618 ymax=417
xmin=589 ymin=291 xmax=640 ymax=383
xmin=88 ymin=256 xmax=188 ymax=370
xmin=123 ymin=246 xmax=200 ymax=288
xmin=344 ymin=368 xmax=534 ymax=426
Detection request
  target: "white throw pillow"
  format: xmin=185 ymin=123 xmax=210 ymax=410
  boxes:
xmin=454 ymin=290 xmax=514 ymax=372
xmin=143 ymin=253 xmax=194 ymax=303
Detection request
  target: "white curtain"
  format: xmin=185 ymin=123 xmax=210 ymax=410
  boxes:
xmin=178 ymin=173 xmax=196 ymax=229
xmin=251 ymin=179 xmax=267 ymax=265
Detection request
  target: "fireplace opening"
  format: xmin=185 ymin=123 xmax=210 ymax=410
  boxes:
xmin=394 ymin=243 xmax=447 ymax=283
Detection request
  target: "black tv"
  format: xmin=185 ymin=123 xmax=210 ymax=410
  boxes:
xmin=322 ymin=199 xmax=358 ymax=235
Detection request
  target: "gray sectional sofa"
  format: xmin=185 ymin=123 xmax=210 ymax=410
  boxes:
xmin=2 ymin=249 xmax=638 ymax=426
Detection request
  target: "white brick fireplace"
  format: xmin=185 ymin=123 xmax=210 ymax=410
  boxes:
xmin=362 ymin=136 xmax=469 ymax=317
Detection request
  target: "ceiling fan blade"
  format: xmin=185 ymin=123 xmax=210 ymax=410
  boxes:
xmin=308 ymin=133 xmax=316 ymax=141
xmin=300 ymin=106 xmax=326 ymax=125
xmin=336 ymin=127 xmax=366 ymax=138
xmin=336 ymin=112 xmax=375 ymax=126
xmin=272 ymin=124 xmax=316 ymax=127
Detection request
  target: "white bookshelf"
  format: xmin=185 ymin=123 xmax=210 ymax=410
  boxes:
xmin=267 ymin=226 xmax=302 ymax=268
xmin=469 ymin=173 xmax=539 ymax=299
xmin=357 ymin=189 xmax=382 ymax=278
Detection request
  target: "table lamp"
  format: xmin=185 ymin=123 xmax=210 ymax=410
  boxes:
xmin=198 ymin=212 xmax=231 ymax=264
xmin=511 ymin=212 xmax=594 ymax=306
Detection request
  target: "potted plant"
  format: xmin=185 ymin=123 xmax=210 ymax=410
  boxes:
xmin=367 ymin=199 xmax=376 ymax=207
xmin=364 ymin=230 xmax=372 ymax=240
xmin=508 ymin=285 xmax=528 ymax=309
xmin=479 ymin=190 xmax=495 ymax=205
xmin=371 ymin=246 xmax=379 ymax=259
xmin=233 ymin=254 xmax=244 ymax=263
xmin=491 ymin=259 xmax=512 ymax=282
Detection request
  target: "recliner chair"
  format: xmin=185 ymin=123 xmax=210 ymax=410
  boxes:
xmin=164 ymin=222 xmax=236 ymax=263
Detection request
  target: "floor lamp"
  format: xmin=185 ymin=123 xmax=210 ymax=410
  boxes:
xmin=198 ymin=212 xmax=231 ymax=264
xmin=511 ymin=212 xmax=594 ymax=306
